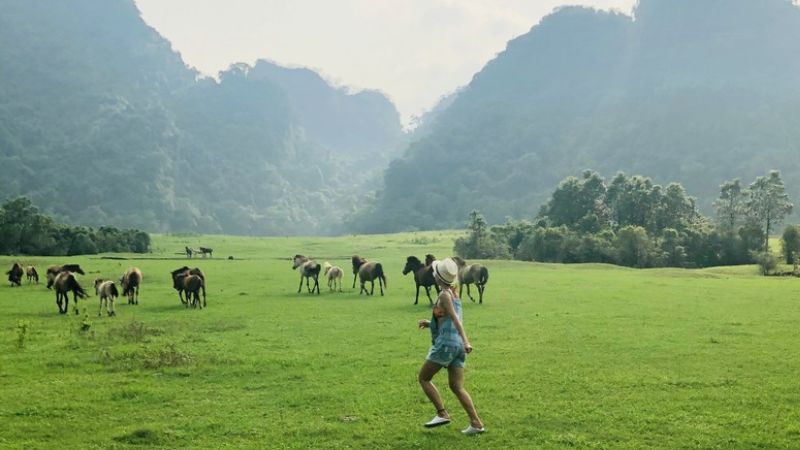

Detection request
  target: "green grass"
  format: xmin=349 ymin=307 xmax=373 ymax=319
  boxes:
xmin=1 ymin=231 xmax=799 ymax=449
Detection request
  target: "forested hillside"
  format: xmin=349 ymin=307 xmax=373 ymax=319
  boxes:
xmin=0 ymin=0 xmax=403 ymax=235
xmin=357 ymin=0 xmax=800 ymax=232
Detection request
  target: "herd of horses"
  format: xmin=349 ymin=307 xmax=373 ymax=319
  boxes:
xmin=5 ymin=252 xmax=488 ymax=316
xmin=292 ymin=254 xmax=489 ymax=304
xmin=5 ymin=262 xmax=208 ymax=316
xmin=185 ymin=246 xmax=213 ymax=258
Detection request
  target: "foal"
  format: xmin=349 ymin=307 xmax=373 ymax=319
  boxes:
xmin=323 ymin=262 xmax=344 ymax=292
xmin=120 ymin=267 xmax=143 ymax=305
xmin=26 ymin=266 xmax=39 ymax=284
xmin=358 ymin=261 xmax=387 ymax=296
xmin=402 ymin=256 xmax=440 ymax=305
xmin=452 ymin=257 xmax=489 ymax=304
xmin=94 ymin=279 xmax=119 ymax=317
xmin=53 ymin=272 xmax=88 ymax=315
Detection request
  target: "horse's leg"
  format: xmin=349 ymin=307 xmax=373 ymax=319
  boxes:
xmin=56 ymin=292 xmax=62 ymax=314
xmin=414 ymin=284 xmax=420 ymax=305
xmin=466 ymin=284 xmax=475 ymax=302
xmin=306 ymin=276 xmax=312 ymax=293
xmin=314 ymin=275 xmax=320 ymax=294
xmin=379 ymin=278 xmax=384 ymax=296
xmin=353 ymin=274 xmax=357 ymax=289
xmin=74 ymin=291 xmax=80 ymax=315
xmin=370 ymin=279 xmax=375 ymax=296
xmin=99 ymin=296 xmax=103 ymax=317
xmin=459 ymin=283 xmax=464 ymax=300
xmin=298 ymin=275 xmax=304 ymax=294
xmin=110 ymin=296 xmax=115 ymax=316
xmin=134 ymin=286 xmax=139 ymax=305
xmin=424 ymin=285 xmax=434 ymax=305
xmin=479 ymin=284 xmax=484 ymax=304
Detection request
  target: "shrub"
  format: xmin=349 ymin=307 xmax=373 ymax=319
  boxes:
xmin=753 ymin=251 xmax=778 ymax=276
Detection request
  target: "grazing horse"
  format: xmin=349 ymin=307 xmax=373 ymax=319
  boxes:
xmin=6 ymin=263 xmax=23 ymax=287
xmin=452 ymin=257 xmax=489 ymax=304
xmin=403 ymin=256 xmax=440 ymax=305
xmin=351 ymin=255 xmax=367 ymax=289
xmin=120 ymin=267 xmax=143 ymax=305
xmin=198 ymin=247 xmax=213 ymax=258
xmin=53 ymin=272 xmax=88 ymax=315
xmin=46 ymin=264 xmax=85 ymax=289
xmin=292 ymin=255 xmax=321 ymax=294
xmin=175 ymin=272 xmax=205 ymax=309
xmin=94 ymin=279 xmax=119 ymax=317
xmin=323 ymin=262 xmax=344 ymax=292
xmin=171 ymin=266 xmax=206 ymax=307
xmin=26 ymin=266 xmax=39 ymax=284
xmin=185 ymin=246 xmax=194 ymax=258
xmin=358 ymin=261 xmax=387 ymax=296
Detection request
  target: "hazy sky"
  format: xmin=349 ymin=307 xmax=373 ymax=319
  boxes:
xmin=135 ymin=0 xmax=636 ymax=125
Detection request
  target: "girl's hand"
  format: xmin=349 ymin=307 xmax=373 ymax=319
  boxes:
xmin=464 ymin=341 xmax=473 ymax=354
xmin=418 ymin=319 xmax=430 ymax=329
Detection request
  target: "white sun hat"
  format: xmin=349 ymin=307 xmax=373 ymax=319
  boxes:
xmin=431 ymin=258 xmax=458 ymax=286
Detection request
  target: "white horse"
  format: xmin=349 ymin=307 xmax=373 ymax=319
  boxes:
xmin=323 ymin=262 xmax=344 ymax=292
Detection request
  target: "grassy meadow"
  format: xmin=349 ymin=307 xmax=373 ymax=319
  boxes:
xmin=1 ymin=231 xmax=799 ymax=449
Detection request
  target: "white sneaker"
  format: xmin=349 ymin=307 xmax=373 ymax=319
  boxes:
xmin=461 ymin=425 xmax=485 ymax=435
xmin=424 ymin=415 xmax=451 ymax=428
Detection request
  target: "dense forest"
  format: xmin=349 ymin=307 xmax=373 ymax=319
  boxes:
xmin=357 ymin=0 xmax=800 ymax=232
xmin=0 ymin=0 xmax=404 ymax=235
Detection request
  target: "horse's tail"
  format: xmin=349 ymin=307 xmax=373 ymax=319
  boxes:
xmin=376 ymin=263 xmax=387 ymax=289
xmin=479 ymin=266 xmax=489 ymax=285
xmin=109 ymin=283 xmax=119 ymax=298
xmin=71 ymin=277 xmax=89 ymax=299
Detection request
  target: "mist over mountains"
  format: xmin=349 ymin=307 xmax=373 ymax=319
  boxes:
xmin=0 ymin=0 xmax=403 ymax=235
xmin=2 ymin=0 xmax=800 ymax=235
xmin=357 ymin=0 xmax=800 ymax=232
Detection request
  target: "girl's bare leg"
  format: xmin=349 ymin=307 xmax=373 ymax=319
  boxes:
xmin=418 ymin=360 xmax=449 ymax=418
xmin=448 ymin=366 xmax=483 ymax=428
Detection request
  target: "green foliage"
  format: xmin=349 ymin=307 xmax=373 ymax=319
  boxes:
xmin=453 ymin=210 xmax=511 ymax=259
xmin=0 ymin=197 xmax=149 ymax=255
xmin=0 ymin=0 xmax=404 ymax=236
xmin=752 ymin=251 xmax=778 ymax=276
xmin=363 ymin=0 xmax=800 ymax=233
xmin=780 ymin=225 xmax=800 ymax=265
xmin=744 ymin=171 xmax=794 ymax=252
xmin=15 ymin=320 xmax=29 ymax=349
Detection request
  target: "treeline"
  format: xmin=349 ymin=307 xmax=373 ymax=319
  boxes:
xmin=0 ymin=197 xmax=150 ymax=256
xmin=455 ymin=170 xmax=794 ymax=269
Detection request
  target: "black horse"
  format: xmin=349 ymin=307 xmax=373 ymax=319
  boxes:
xmin=402 ymin=256 xmax=440 ymax=305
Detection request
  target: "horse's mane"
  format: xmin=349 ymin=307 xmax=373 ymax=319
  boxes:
xmin=406 ymin=256 xmax=422 ymax=265
xmin=171 ymin=266 xmax=191 ymax=278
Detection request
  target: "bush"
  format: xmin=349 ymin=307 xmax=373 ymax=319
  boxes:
xmin=753 ymin=251 xmax=778 ymax=276
xmin=781 ymin=225 xmax=800 ymax=264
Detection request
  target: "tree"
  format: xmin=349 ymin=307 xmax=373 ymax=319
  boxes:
xmin=714 ymin=179 xmax=745 ymax=230
xmin=781 ymin=225 xmax=800 ymax=266
xmin=744 ymin=171 xmax=793 ymax=252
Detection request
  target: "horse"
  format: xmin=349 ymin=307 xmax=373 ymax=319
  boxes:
xmin=358 ymin=261 xmax=387 ymax=296
xmin=6 ymin=263 xmax=23 ymax=287
xmin=323 ymin=262 xmax=344 ymax=292
xmin=26 ymin=266 xmax=39 ymax=284
xmin=174 ymin=272 xmax=205 ymax=309
xmin=351 ymin=255 xmax=367 ymax=288
xmin=94 ymin=279 xmax=119 ymax=317
xmin=185 ymin=246 xmax=194 ymax=258
xmin=53 ymin=272 xmax=88 ymax=315
xmin=292 ymin=255 xmax=320 ymax=294
xmin=46 ymin=264 xmax=85 ymax=289
xmin=425 ymin=254 xmax=436 ymax=266
xmin=198 ymin=247 xmax=213 ymax=258
xmin=402 ymin=256 xmax=440 ymax=305
xmin=120 ymin=267 xmax=143 ymax=305
xmin=452 ymin=257 xmax=489 ymax=304
xmin=171 ymin=266 xmax=206 ymax=307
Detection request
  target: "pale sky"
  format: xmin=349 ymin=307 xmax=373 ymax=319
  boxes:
xmin=134 ymin=0 xmax=636 ymax=125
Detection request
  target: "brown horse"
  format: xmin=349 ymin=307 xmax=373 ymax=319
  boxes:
xmin=293 ymin=255 xmax=321 ymax=294
xmin=452 ymin=257 xmax=489 ymax=304
xmin=53 ymin=272 xmax=88 ymax=315
xmin=351 ymin=255 xmax=367 ymax=289
xmin=120 ymin=267 xmax=143 ymax=305
xmin=94 ymin=279 xmax=119 ymax=317
xmin=175 ymin=272 xmax=205 ymax=309
xmin=46 ymin=264 xmax=85 ymax=289
xmin=26 ymin=266 xmax=39 ymax=284
xmin=6 ymin=263 xmax=23 ymax=287
xmin=402 ymin=256 xmax=440 ymax=305
xmin=358 ymin=261 xmax=387 ymax=296
xmin=171 ymin=266 xmax=206 ymax=307
xmin=198 ymin=247 xmax=213 ymax=258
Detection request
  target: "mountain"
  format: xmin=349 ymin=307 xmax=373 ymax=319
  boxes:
xmin=0 ymin=0 xmax=403 ymax=235
xmin=358 ymin=0 xmax=800 ymax=232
